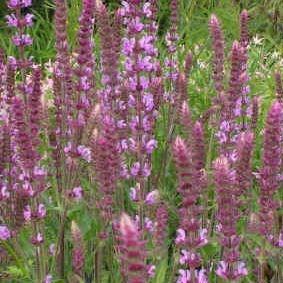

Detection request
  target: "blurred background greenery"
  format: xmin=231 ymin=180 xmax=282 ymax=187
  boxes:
xmin=0 ymin=0 xmax=282 ymax=63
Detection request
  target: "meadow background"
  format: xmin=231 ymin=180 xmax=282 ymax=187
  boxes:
xmin=0 ymin=0 xmax=282 ymax=282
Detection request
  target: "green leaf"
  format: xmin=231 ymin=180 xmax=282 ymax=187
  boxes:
xmin=153 ymin=258 xmax=168 ymax=283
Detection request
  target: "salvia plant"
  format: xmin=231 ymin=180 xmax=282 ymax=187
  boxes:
xmin=0 ymin=0 xmax=282 ymax=282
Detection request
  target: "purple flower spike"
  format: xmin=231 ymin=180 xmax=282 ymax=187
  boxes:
xmin=259 ymin=101 xmax=282 ymax=241
xmin=209 ymin=14 xmax=225 ymax=95
xmin=119 ymin=213 xmax=148 ymax=283
xmin=235 ymin=131 xmax=254 ymax=198
xmin=214 ymin=156 xmax=248 ymax=280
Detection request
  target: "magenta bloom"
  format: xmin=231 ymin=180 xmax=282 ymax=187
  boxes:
xmin=12 ymin=34 xmax=33 ymax=46
xmin=6 ymin=13 xmax=34 ymax=27
xmin=0 ymin=225 xmax=11 ymax=240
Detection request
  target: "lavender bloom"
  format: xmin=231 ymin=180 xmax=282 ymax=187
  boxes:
xmin=77 ymin=145 xmax=92 ymax=162
xmin=44 ymin=274 xmax=53 ymax=283
xmin=37 ymin=203 xmax=46 ymax=219
xmin=145 ymin=190 xmax=159 ymax=205
xmin=121 ymin=0 xmax=160 ymax=233
xmin=12 ymin=34 xmax=33 ymax=46
xmin=67 ymin=186 xmax=83 ymax=201
xmin=259 ymin=101 xmax=282 ymax=241
xmin=6 ymin=0 xmax=34 ymax=70
xmin=216 ymin=261 xmax=248 ymax=281
xmin=0 ymin=225 xmax=11 ymax=240
xmin=7 ymin=0 xmax=32 ymax=9
xmin=6 ymin=13 xmax=34 ymax=28
xmin=177 ymin=268 xmax=208 ymax=283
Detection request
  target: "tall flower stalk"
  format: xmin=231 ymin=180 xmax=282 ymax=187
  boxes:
xmin=118 ymin=213 xmax=149 ymax=283
xmin=258 ymin=101 xmax=282 ymax=245
xmin=214 ymin=156 xmax=248 ymax=281
xmin=173 ymin=135 xmax=208 ymax=282
xmin=120 ymin=0 xmax=159 ymax=230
